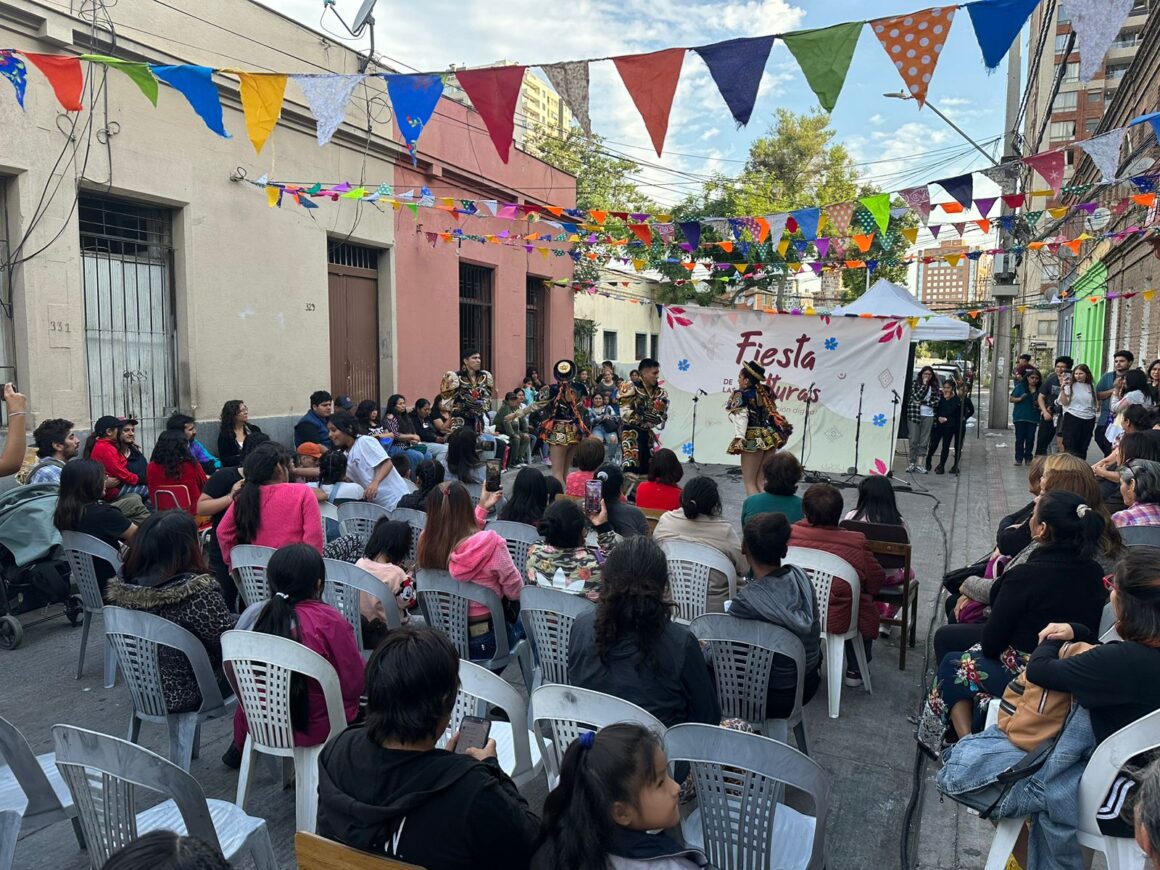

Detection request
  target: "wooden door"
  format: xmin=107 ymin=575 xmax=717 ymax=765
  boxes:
xmin=328 ymin=265 xmax=379 ymax=403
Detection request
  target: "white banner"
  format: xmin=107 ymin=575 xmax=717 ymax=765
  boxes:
xmin=657 ymin=305 xmax=912 ymax=475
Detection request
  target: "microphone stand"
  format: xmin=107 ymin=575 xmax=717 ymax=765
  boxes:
xmin=799 ymin=382 xmax=829 ymax=484
xmin=845 ymin=382 xmax=866 ymax=478
xmin=888 ymin=389 xmax=902 ymax=479
xmin=687 ymin=388 xmax=707 ymax=466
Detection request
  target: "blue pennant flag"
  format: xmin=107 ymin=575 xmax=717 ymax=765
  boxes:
xmin=935 ymin=174 xmax=974 ymax=209
xmin=1129 ymin=111 xmax=1160 ymax=143
xmin=678 ymin=221 xmax=701 ymax=249
xmin=693 ymin=35 xmax=775 ymax=128
xmin=0 ymin=51 xmax=27 ymax=109
xmin=791 ymin=208 xmax=820 ymax=241
xmin=385 ymin=74 xmax=444 ymax=164
xmin=1131 ymin=176 xmax=1156 ymax=194
xmin=967 ymin=0 xmax=1040 ymax=70
xmin=151 ymin=65 xmax=229 ymax=138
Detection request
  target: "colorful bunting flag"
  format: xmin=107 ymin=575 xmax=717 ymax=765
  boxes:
xmin=1001 ymin=193 xmax=1025 ymax=209
xmin=901 ymin=227 xmax=919 ymax=244
xmin=237 ymin=72 xmax=288 ymax=154
xmin=764 ymin=213 xmax=790 ymax=243
xmin=790 ymin=207 xmax=820 ymax=241
xmin=629 ymin=224 xmax=653 ymax=246
xmin=935 ymin=174 xmax=974 ymax=209
xmin=852 ymin=234 xmax=875 ymax=253
xmin=292 ymin=73 xmax=364 ymax=146
xmin=1077 ymin=127 xmax=1126 ymax=183
xmin=22 ymin=52 xmax=83 ymax=111
xmin=898 ymin=185 xmax=932 ymax=222
xmin=781 ymin=22 xmax=863 ymax=113
xmin=1130 ymin=112 xmax=1160 ymax=142
xmin=825 ymin=202 xmax=856 ymax=235
xmin=613 ymin=48 xmax=686 ymax=157
xmin=860 ymin=193 xmax=892 ymax=235
xmin=976 ymin=219 xmax=991 ymax=234
xmin=678 ymin=221 xmax=701 ymax=249
xmin=455 ymin=65 xmax=526 ymax=163
xmin=151 ymin=65 xmax=229 ymax=137
xmin=1061 ymin=0 xmax=1134 ymax=82
xmin=541 ymin=61 xmax=591 ymax=136
xmin=0 ymin=51 xmax=26 ymax=108
xmin=871 ymin=6 xmax=956 ymax=106
xmin=694 ymin=35 xmax=773 ymax=127
xmin=386 ymin=74 xmax=444 ymax=162
xmin=1023 ymin=150 xmax=1066 ymax=193
xmin=966 ymin=0 xmax=1040 ymax=70
xmin=82 ymin=55 xmax=158 ymax=105
xmin=974 ymin=197 xmax=997 ymax=217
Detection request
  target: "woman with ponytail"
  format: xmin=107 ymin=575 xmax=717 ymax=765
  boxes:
xmin=568 ymin=536 xmax=719 ymax=728
xmin=215 ymin=442 xmax=323 ymax=570
xmin=223 ymin=544 xmax=363 ymax=768
xmin=531 ymin=723 xmax=706 ymax=870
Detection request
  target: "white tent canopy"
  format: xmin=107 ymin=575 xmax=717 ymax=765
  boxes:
xmin=833 ymin=279 xmax=983 ymax=342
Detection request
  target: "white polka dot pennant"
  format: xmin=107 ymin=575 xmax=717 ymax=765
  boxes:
xmin=870 ymin=6 xmax=956 ymax=107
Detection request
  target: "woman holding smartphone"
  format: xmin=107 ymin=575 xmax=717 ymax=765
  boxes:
xmin=1059 ymin=364 xmax=1099 ymax=458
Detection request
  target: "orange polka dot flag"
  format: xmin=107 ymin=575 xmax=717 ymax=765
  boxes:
xmin=871 ymin=6 xmax=956 ymax=107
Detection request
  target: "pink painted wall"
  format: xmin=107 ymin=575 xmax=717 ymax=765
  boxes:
xmin=392 ymin=94 xmax=576 ymax=404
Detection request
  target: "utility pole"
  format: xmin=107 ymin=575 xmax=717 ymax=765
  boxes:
xmin=987 ymin=28 xmax=1023 ymax=430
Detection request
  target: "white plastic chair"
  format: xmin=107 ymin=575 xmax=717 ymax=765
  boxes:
xmin=518 ymin=585 xmax=594 ymax=690
xmin=59 ymin=530 xmax=121 ymax=687
xmin=337 ymin=501 xmax=391 ymax=539
xmin=0 ymin=717 xmax=81 ymax=870
xmin=462 ymin=481 xmax=483 ymax=507
xmin=983 ymin=708 xmax=1160 ymax=870
xmin=690 ymin=613 xmax=809 ymax=755
xmin=434 ymin=659 xmax=542 ymax=788
xmin=531 ymin=684 xmax=666 ymax=789
xmin=390 ymin=506 xmax=426 ymax=563
xmin=52 ymin=724 xmax=277 ymax=870
xmin=484 ymin=520 xmax=542 ymax=578
xmin=785 ymin=546 xmax=872 ymax=718
xmin=103 ymin=607 xmax=236 ymax=772
xmin=319 ymin=500 xmax=339 ymax=538
xmin=221 ymin=630 xmax=348 ymax=835
xmin=230 ymin=544 xmax=276 ymax=609
xmin=665 ymin=723 xmax=829 ymax=870
xmin=322 ymin=557 xmax=402 ymax=655
xmin=661 ymin=541 xmax=739 ymax=623
xmin=416 ymin=569 xmax=525 ymax=673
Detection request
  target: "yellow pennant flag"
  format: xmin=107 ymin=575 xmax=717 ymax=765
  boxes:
xmin=901 ymin=227 xmax=919 ymax=245
xmin=265 ymin=185 xmax=280 ymax=208
xmin=538 ymin=248 xmax=549 ymax=259
xmin=1048 ymin=206 xmax=1069 ymax=220
xmin=1144 ymin=289 xmax=1157 ymax=302
xmin=633 ymin=259 xmax=646 ymax=271
xmin=945 ymin=254 xmax=962 ymax=267
xmin=777 ymin=240 xmax=790 ymax=257
xmin=907 ymin=317 xmax=920 ymax=329
xmin=238 ymin=72 xmax=288 ymax=154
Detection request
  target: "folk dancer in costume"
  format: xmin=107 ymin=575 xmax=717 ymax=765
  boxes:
xmin=536 ymin=359 xmax=590 ymax=487
xmin=727 ymin=360 xmax=793 ymax=497
xmin=439 ymin=348 xmax=494 ymax=434
xmin=619 ymin=357 xmax=669 ymax=479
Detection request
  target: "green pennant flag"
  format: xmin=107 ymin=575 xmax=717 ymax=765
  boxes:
xmin=81 ymin=54 xmax=158 ymax=105
xmin=306 ymin=183 xmax=322 ymax=195
xmin=1024 ymin=211 xmax=1043 ymax=229
xmin=859 ymin=193 xmax=892 ymax=235
xmin=781 ymin=22 xmax=863 ymax=113
xmin=406 ymin=202 xmax=419 ymax=216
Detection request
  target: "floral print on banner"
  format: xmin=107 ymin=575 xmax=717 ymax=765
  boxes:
xmin=871 ymin=6 xmax=956 ymax=106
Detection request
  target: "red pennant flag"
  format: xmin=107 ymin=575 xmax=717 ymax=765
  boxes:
xmin=454 ymin=65 xmax=526 ymax=163
xmin=1001 ymin=193 xmax=1026 ymax=209
xmin=629 ymin=224 xmax=653 ymax=246
xmin=613 ymin=48 xmax=686 ymax=157
xmin=23 ymin=52 xmax=84 ymax=110
xmin=1023 ymin=151 xmax=1066 ymax=194
xmin=870 ymin=7 xmax=956 ymax=106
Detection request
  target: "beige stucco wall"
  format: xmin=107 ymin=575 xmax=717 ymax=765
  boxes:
xmin=574 ymin=269 xmax=661 ymax=368
xmin=0 ymin=1 xmax=401 ymax=436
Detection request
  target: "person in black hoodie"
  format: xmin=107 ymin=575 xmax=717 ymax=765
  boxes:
xmin=925 ymin=379 xmax=962 ymax=475
xmin=316 ymin=626 xmax=539 ymax=869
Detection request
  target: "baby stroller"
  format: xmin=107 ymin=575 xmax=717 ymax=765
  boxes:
xmin=0 ymin=483 xmax=81 ymax=649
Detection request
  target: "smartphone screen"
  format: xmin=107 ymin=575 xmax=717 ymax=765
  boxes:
xmin=454 ymin=715 xmax=491 ymax=754
xmin=485 ymin=459 xmax=501 ymax=492
xmin=584 ymin=479 xmax=603 ymax=515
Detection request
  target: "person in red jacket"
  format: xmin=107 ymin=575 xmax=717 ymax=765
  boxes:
xmin=788 ymin=483 xmax=885 ymax=688
xmin=87 ymin=415 xmax=150 ymax=525
xmin=146 ymin=430 xmax=208 ymax=514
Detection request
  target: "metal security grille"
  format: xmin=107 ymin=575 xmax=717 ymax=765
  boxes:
xmin=459 ymin=263 xmax=494 ymax=364
xmin=79 ymin=196 xmax=176 ymax=449
xmin=328 ymin=242 xmax=379 ymax=271
xmin=526 ymin=277 xmax=546 ymax=376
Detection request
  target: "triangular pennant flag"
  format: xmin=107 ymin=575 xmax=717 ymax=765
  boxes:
xmin=1129 ymin=112 xmax=1160 ymax=144
xmin=629 ymin=224 xmax=653 ymax=246
xmin=386 ymin=74 xmax=444 ymax=161
xmin=1023 ymin=151 xmax=1066 ymax=193
xmin=678 ymin=221 xmax=701 ymax=249
xmin=871 ymin=7 xmax=957 ymax=106
xmin=151 ymin=65 xmax=229 ymax=137
xmin=541 ymin=61 xmax=591 ymax=136
xmin=292 ymin=73 xmax=364 ymax=145
xmin=852 ymin=234 xmax=875 ymax=253
xmin=613 ymin=48 xmax=686 ymax=157
xmin=929 ymin=225 xmax=941 ymax=238
xmin=976 ymin=219 xmax=991 ymax=234
xmin=815 ymin=238 xmax=830 ymax=258
xmin=0 ymin=51 xmax=27 ymax=108
xmin=22 ymin=52 xmax=83 ymax=110
xmin=1001 ymin=193 xmax=1025 ymax=209
xmin=901 ymin=227 xmax=919 ymax=244
xmin=693 ymin=35 xmax=773 ymax=127
xmin=764 ymin=213 xmax=790 ymax=241
xmin=825 ymin=202 xmax=856 ymax=235
xmin=945 ymin=253 xmax=962 ymax=267
xmin=1061 ymin=0 xmax=1134 ymax=82
xmin=266 ymin=185 xmax=281 ymax=208
xmin=859 ymin=193 xmax=891 ymax=234
xmin=455 ymin=66 xmax=526 ymax=163
xmin=935 ymin=174 xmax=974 ymax=209
xmin=940 ymin=201 xmax=965 ymax=214
xmin=974 ymin=197 xmax=997 ymax=217
xmin=967 ymin=0 xmax=1040 ymax=70
xmin=1077 ymin=127 xmax=1126 ymax=183
xmin=1133 ymin=193 xmax=1157 ymax=207
xmin=719 ymin=241 xmax=735 ymax=253
xmin=81 ymin=55 xmax=158 ymax=105
xmin=790 ymin=207 xmax=820 ymax=240
xmin=777 ymin=240 xmax=790 ymax=257
xmin=898 ymin=185 xmax=932 ymax=222
xmin=237 ymin=72 xmax=288 ymax=154
xmin=781 ymin=22 xmax=863 ymax=112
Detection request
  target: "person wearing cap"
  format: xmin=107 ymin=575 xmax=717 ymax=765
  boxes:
xmin=618 ymin=357 xmax=669 ymax=479
xmin=532 ymin=359 xmax=591 ymax=486
xmin=90 ymin=415 xmax=145 ymax=501
xmin=727 ymin=360 xmax=794 ymax=497
xmin=297 ymin=441 xmax=324 ymax=466
xmin=295 ymin=390 xmax=335 ymax=450
xmin=440 ymin=349 xmax=494 ymax=434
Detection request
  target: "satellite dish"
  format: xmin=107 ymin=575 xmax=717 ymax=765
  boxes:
xmin=352 ymin=0 xmax=378 ymax=32
xmin=1085 ymin=207 xmax=1111 ymax=233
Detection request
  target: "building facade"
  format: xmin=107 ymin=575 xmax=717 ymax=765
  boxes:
xmin=574 ymin=265 xmax=661 ymax=374
xmin=914 ymin=240 xmax=979 ymax=307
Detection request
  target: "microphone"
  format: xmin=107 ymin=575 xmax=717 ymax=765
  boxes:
xmin=697 ymin=388 xmax=708 ymax=396
xmin=891 ymin=389 xmax=901 ymax=399
xmin=803 ymin=382 xmax=816 ymax=404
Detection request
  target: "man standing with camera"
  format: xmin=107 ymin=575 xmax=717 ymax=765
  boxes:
xmin=1035 ymin=355 xmax=1072 ymax=456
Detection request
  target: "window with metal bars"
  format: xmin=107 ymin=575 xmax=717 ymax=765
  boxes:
xmin=459 ymin=263 xmax=494 ymax=365
xmin=328 ymin=242 xmax=379 ymax=271
xmin=526 ymin=277 xmax=546 ymax=376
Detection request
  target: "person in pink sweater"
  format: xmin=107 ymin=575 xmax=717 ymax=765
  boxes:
xmin=224 ymin=544 xmax=364 ymax=767
xmin=355 ymin=518 xmax=417 ymax=649
xmin=416 ymin=482 xmax=522 ymax=660
xmin=216 ymin=443 xmax=323 ymax=570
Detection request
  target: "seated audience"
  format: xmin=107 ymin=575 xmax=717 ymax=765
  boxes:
xmin=1094 ymin=404 xmax=1160 ymax=488
xmin=355 ymin=399 xmax=384 ymax=435
xmin=410 ymin=398 xmax=449 ymax=462
xmin=416 ymin=482 xmax=522 ymax=660
xmin=445 ymin=427 xmax=486 ymax=485
xmin=653 ymin=476 xmax=748 ymax=612
xmin=431 ymin=396 xmax=453 ymax=440
xmin=569 ymin=536 xmax=720 ymax=728
xmin=741 ymin=451 xmax=804 ymax=527
xmin=101 ymin=831 xmax=229 ymax=870
xmin=54 ymin=459 xmax=137 ymax=594
xmin=1114 ymin=459 xmax=1160 ymax=528
xmin=733 ymin=512 xmax=821 ymax=717
xmin=396 ymin=458 xmax=446 ymax=512
xmin=146 ymin=430 xmax=207 ymax=514
xmin=499 ymin=466 xmax=549 ymax=526
xmin=633 ymin=447 xmax=683 ymax=512
xmin=88 ymin=415 xmax=149 ymax=521
xmin=587 ymin=392 xmax=620 ymax=460
xmin=565 ymin=437 xmax=606 ymax=497
xmin=497 ymin=391 xmax=532 ymax=468
xmin=383 ymin=394 xmax=427 ymax=470
xmin=789 ymin=483 xmax=885 ymax=688
xmin=525 ymin=498 xmax=617 ymax=600
xmin=531 ymin=723 xmax=703 ymax=870
xmin=1136 ymin=760 xmax=1160 ymax=865
xmin=595 ymin=463 xmax=649 ymax=538
xmin=26 ymin=417 xmax=79 ymax=485
xmin=391 ymin=452 xmax=414 ymax=485
xmin=106 ymin=511 xmax=234 ymax=712
xmin=992 ymin=455 xmax=1047 ymax=558
xmin=217 ymin=399 xmax=261 ymax=468
xmin=294 ymin=390 xmax=334 ymax=449
xmin=843 ymin=475 xmax=913 ymax=625
xmin=317 ymin=626 xmax=540 ymax=869
xmin=166 ymin=413 xmax=219 ymax=473
xmin=327 ymin=411 xmax=410 ymax=511
xmin=224 ymin=544 xmax=363 ymax=767
xmin=356 ymin=518 xmax=416 ymax=647
xmin=296 ymin=441 xmax=323 ymax=472
xmin=316 ymin=450 xmax=364 ymax=505
xmin=544 ymin=474 xmax=565 ymax=505
xmin=216 ymin=442 xmax=324 ymax=570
